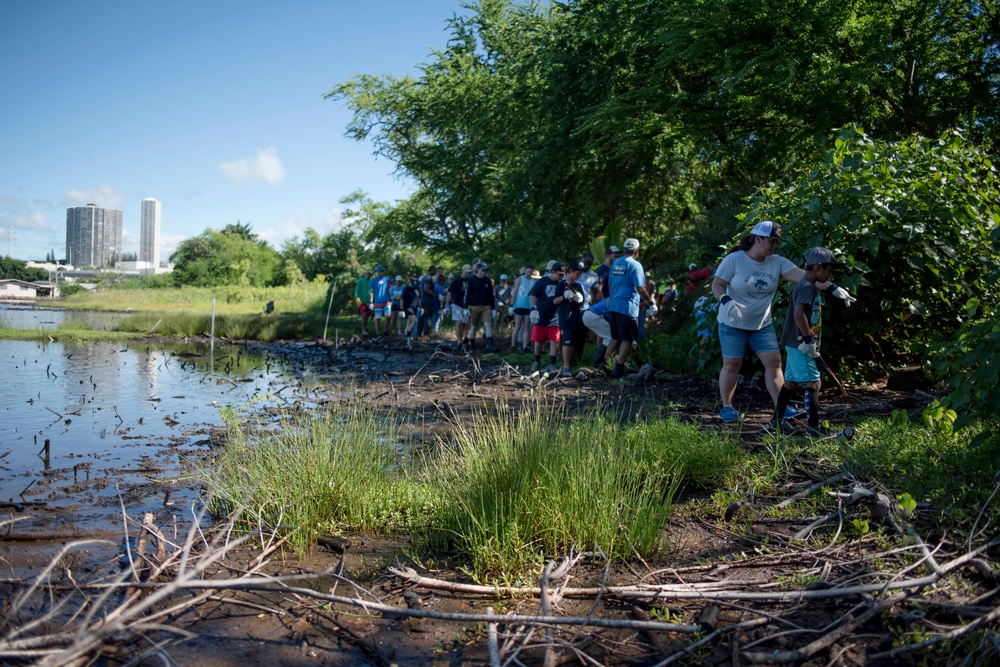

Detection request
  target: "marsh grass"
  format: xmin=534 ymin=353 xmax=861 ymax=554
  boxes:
xmin=0 ymin=327 xmax=141 ymax=342
xmin=209 ymin=402 xmax=440 ymax=554
xmin=813 ymin=418 xmax=1000 ymax=526
xmin=428 ymin=400 xmax=740 ymax=580
xmin=112 ymin=310 xmax=353 ymax=341
xmin=60 ymin=282 xmax=331 ymax=314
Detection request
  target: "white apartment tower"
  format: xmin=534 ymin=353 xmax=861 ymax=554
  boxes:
xmin=140 ymin=198 xmax=161 ymax=268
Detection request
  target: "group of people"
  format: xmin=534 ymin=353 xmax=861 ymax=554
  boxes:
xmin=353 ymin=240 xmax=660 ymax=379
xmin=353 ymin=221 xmax=856 ymax=435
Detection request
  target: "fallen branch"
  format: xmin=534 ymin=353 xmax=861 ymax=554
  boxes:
xmin=741 ymin=593 xmax=907 ymax=664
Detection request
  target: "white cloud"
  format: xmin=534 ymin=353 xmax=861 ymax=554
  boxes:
xmin=218 ymin=147 xmax=286 ymax=186
xmin=257 ymin=209 xmax=346 ymax=250
xmin=64 ymin=184 xmax=126 ymax=209
xmin=11 ymin=211 xmax=50 ymax=233
xmin=159 ymin=233 xmax=188 ymax=262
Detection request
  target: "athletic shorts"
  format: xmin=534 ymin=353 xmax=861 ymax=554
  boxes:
xmin=373 ymin=302 xmax=390 ymax=318
xmin=469 ymin=304 xmax=492 ymax=327
xmin=451 ymin=305 xmax=470 ymax=324
xmin=784 ymin=346 xmax=821 ymax=383
xmin=609 ymin=312 xmax=639 ymax=341
xmin=404 ymin=307 xmax=416 ymax=317
xmin=391 ymin=303 xmax=402 ymax=313
xmin=718 ymin=322 xmax=779 ymax=359
xmin=582 ymin=310 xmax=612 ymax=346
xmin=531 ymin=324 xmax=561 ymax=344
xmin=358 ymin=303 xmax=373 ymax=316
xmin=514 ymin=307 xmax=531 ymax=317
xmin=560 ymin=324 xmax=585 ymax=348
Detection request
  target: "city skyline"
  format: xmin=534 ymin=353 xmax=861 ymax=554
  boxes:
xmin=0 ymin=1 xmax=470 ymax=262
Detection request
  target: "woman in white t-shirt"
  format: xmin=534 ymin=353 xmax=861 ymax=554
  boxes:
xmin=711 ymin=221 xmax=808 ymax=424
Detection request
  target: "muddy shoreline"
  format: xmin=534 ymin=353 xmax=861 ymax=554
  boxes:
xmin=5 ymin=332 xmax=988 ymax=666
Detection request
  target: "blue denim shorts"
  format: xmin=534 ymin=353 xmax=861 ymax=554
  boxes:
xmin=784 ymin=346 xmax=821 ymax=383
xmin=718 ymin=322 xmax=779 ymax=359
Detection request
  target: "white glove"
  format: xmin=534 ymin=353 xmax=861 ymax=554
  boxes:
xmin=563 ymin=289 xmax=574 ymax=301
xmin=529 ymin=309 xmax=539 ymax=325
xmin=571 ymin=290 xmax=584 ymax=304
xmin=830 ymin=286 xmax=856 ymax=307
xmin=721 ymin=297 xmax=745 ymax=324
xmin=645 ymin=303 xmax=658 ymax=317
xmin=797 ymin=340 xmax=820 ymax=358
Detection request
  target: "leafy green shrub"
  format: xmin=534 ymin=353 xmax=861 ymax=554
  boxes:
xmin=636 ymin=325 xmax=697 ymax=374
xmin=742 ymin=126 xmax=1000 ymax=368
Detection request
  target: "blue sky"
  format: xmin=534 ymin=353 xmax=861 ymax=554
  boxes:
xmin=0 ymin=0 xmax=469 ymax=262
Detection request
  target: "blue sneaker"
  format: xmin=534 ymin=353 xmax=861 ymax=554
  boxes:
xmin=720 ymin=406 xmax=739 ymax=423
xmin=784 ymin=406 xmax=806 ymax=420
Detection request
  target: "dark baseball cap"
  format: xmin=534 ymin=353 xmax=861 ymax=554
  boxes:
xmin=566 ymin=259 xmax=586 ymax=272
xmin=804 ymin=247 xmax=845 ymax=267
xmin=550 ymin=261 xmax=565 ymax=273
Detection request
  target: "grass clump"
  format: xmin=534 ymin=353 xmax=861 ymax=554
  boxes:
xmin=428 ymin=401 xmax=740 ymax=580
xmin=813 ymin=416 xmax=1000 ymax=527
xmin=209 ymin=402 xmax=440 ymax=554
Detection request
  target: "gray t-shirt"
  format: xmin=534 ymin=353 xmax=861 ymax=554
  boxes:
xmin=714 ymin=251 xmax=796 ymax=331
xmin=779 ymin=278 xmax=823 ymax=348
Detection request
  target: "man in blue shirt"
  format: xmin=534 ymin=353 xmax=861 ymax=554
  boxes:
xmin=370 ymin=265 xmax=392 ymax=336
xmin=608 ymin=238 xmax=654 ymax=379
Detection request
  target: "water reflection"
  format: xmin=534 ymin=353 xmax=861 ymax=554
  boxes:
xmin=0 ymin=337 xmax=325 ymax=519
xmin=0 ymin=303 xmax=129 ymax=331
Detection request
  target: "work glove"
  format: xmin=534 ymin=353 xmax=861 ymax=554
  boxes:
xmin=720 ymin=295 xmax=745 ymax=324
xmin=568 ymin=290 xmax=584 ymax=304
xmin=645 ymin=303 xmax=659 ymax=317
xmin=828 ymin=284 xmax=856 ymax=307
xmin=797 ymin=335 xmax=820 ymax=358
xmin=529 ymin=309 xmax=539 ymax=325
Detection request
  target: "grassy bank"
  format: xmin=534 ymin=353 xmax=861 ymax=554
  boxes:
xmin=207 ymin=399 xmax=1000 ymax=581
xmin=59 ymin=282 xmax=331 ymax=314
xmin=3 ymin=283 xmax=360 ymax=342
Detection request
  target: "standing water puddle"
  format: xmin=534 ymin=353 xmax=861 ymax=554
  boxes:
xmin=0 ymin=335 xmax=333 ymax=555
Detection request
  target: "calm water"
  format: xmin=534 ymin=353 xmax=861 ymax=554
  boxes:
xmin=0 ymin=303 xmax=129 ymax=330
xmin=0 ymin=332 xmax=330 ymax=531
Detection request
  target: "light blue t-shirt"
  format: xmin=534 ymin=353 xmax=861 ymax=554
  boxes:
xmin=608 ymin=256 xmax=645 ymax=318
xmin=713 ymin=251 xmax=797 ymax=331
xmin=371 ymin=275 xmax=391 ymax=304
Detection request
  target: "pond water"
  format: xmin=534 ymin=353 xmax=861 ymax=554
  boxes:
xmin=0 ymin=303 xmax=129 ymax=330
xmin=0 ymin=329 xmax=333 ymax=538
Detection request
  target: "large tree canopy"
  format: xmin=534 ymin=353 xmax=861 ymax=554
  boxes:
xmin=328 ymin=0 xmax=998 ymax=264
xmin=170 ymin=224 xmax=281 ymax=288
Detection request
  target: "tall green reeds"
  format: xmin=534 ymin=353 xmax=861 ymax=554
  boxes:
xmin=429 ymin=401 xmax=740 ymax=580
xmin=208 ymin=399 xmax=741 ymax=578
xmin=209 ymin=402 xmax=439 ymax=554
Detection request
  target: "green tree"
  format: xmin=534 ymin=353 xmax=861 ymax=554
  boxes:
xmin=170 ymin=226 xmax=281 ymax=287
xmin=0 ymin=257 xmax=47 ymax=281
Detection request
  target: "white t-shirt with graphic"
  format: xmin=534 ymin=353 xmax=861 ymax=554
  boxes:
xmin=714 ymin=251 xmax=796 ymax=331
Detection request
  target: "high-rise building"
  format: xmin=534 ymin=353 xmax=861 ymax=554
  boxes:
xmin=65 ymin=204 xmax=123 ymax=267
xmin=140 ymin=198 xmax=161 ymax=267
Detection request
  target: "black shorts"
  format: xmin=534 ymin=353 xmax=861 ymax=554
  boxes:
xmin=391 ymin=303 xmax=402 ymax=312
xmin=404 ymin=307 xmax=416 ymax=316
xmin=560 ymin=326 xmax=585 ymax=348
xmin=609 ymin=312 xmax=639 ymax=341
xmin=514 ymin=307 xmax=531 ymax=316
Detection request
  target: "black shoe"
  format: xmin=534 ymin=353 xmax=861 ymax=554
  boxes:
xmin=804 ymin=424 xmax=832 ymax=437
xmin=766 ymin=418 xmax=799 ymax=436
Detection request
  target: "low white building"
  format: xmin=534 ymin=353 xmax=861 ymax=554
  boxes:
xmin=0 ymin=279 xmax=40 ymax=299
